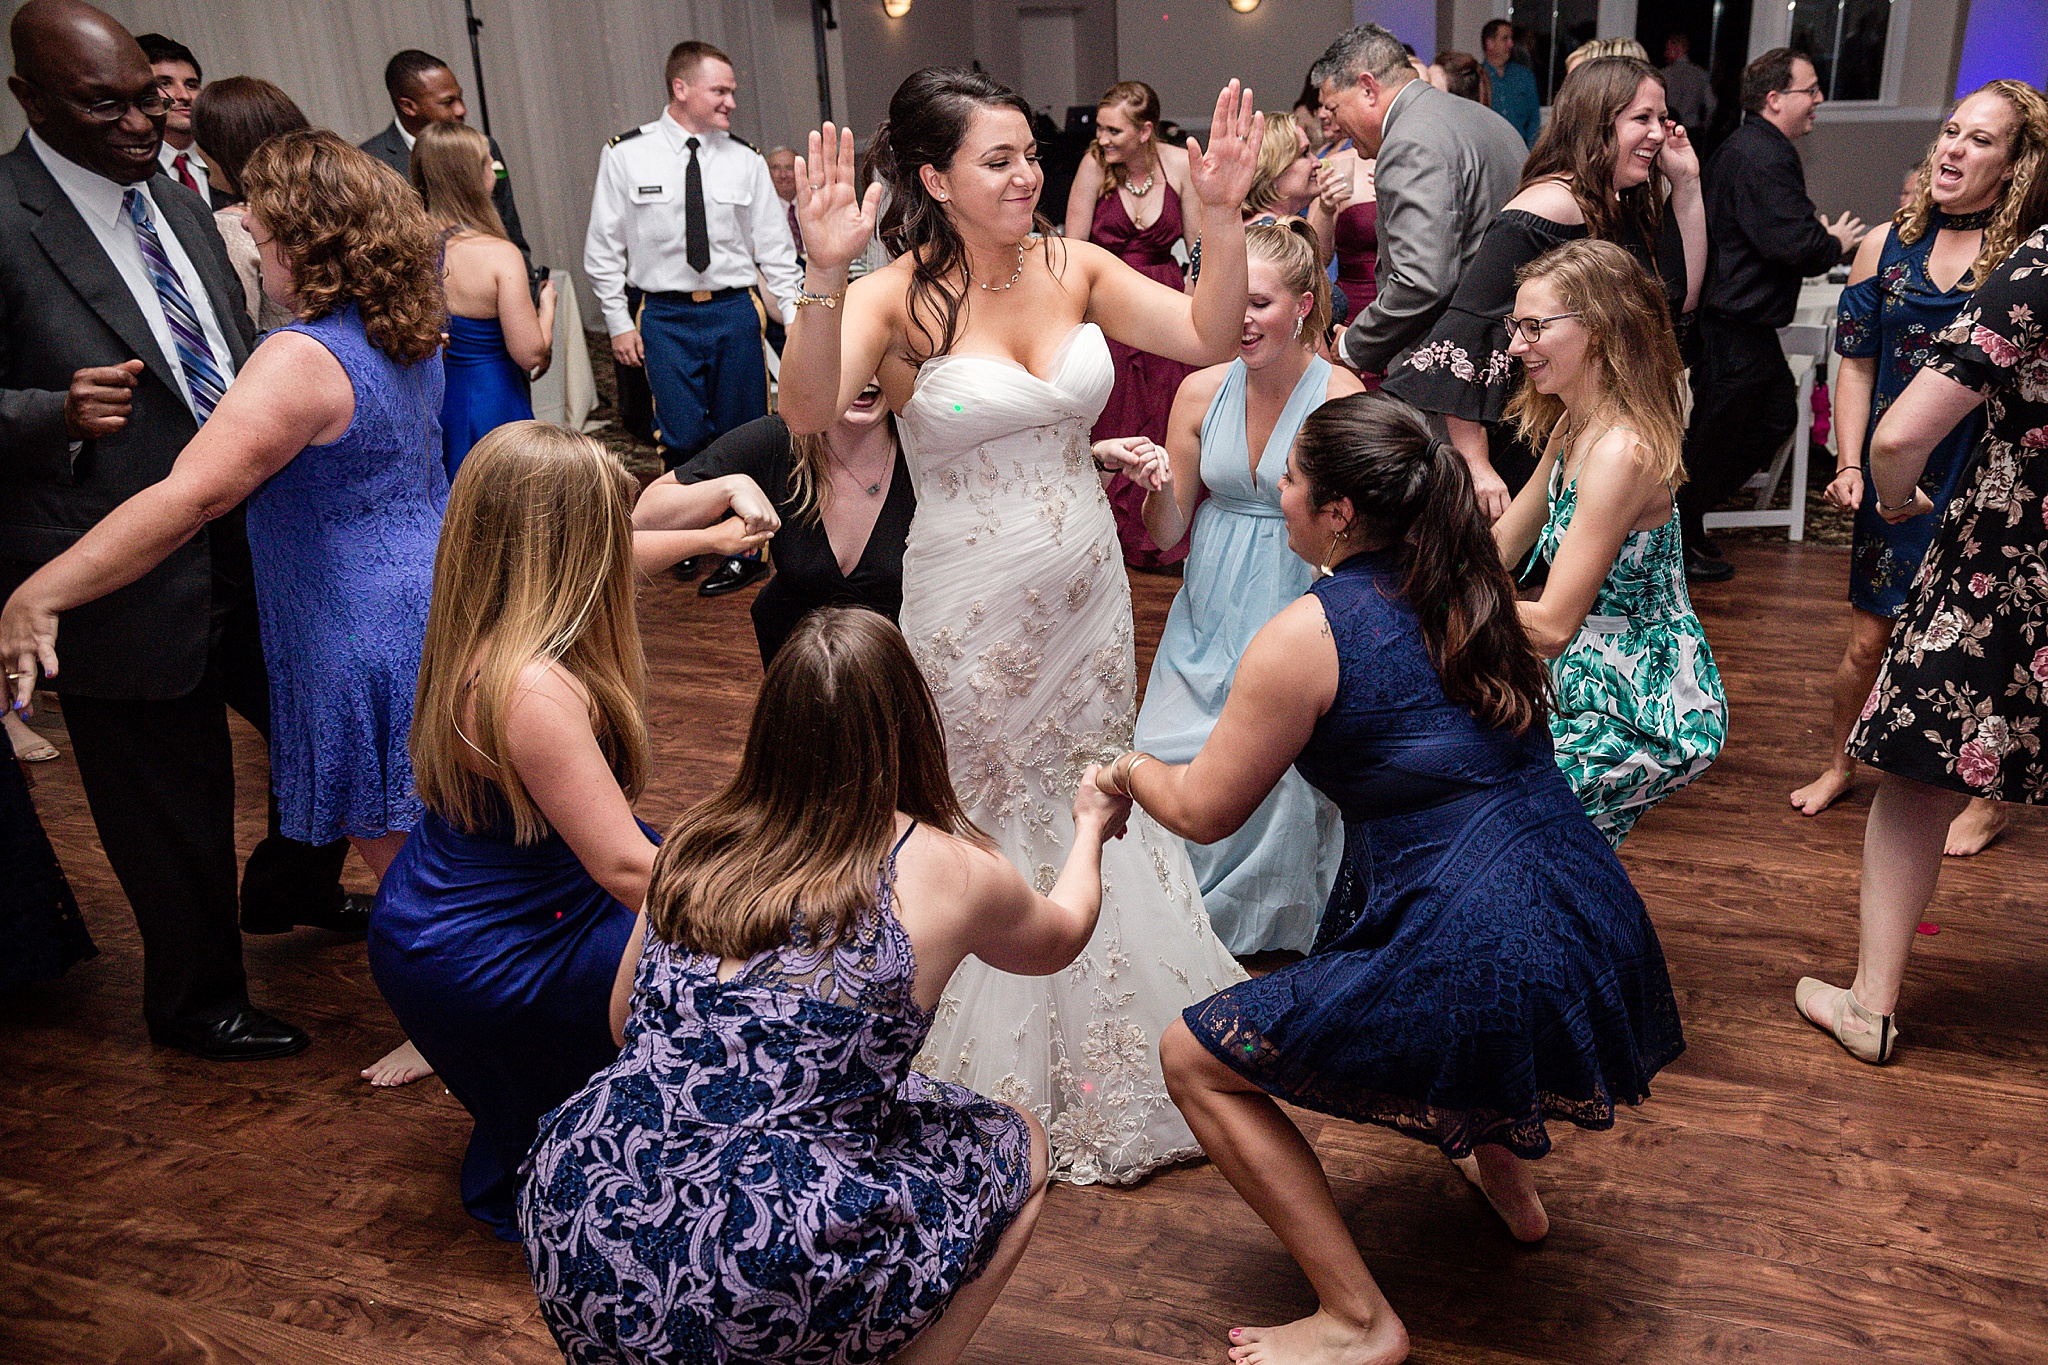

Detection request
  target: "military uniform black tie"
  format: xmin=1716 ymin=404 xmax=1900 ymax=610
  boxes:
xmin=684 ymin=136 xmax=711 ymax=272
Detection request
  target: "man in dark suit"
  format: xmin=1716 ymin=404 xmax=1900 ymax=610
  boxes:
xmin=360 ymin=49 xmax=528 ymax=259
xmin=1 ymin=0 xmax=348 ymax=1059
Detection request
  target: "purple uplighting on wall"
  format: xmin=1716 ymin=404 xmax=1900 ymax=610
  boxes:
xmin=1954 ymin=0 xmax=2048 ymax=98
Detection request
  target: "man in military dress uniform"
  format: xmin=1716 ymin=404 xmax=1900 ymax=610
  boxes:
xmin=585 ymin=40 xmax=799 ymax=596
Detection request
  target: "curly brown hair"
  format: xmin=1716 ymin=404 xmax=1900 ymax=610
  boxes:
xmin=1896 ymin=81 xmax=2048 ymax=292
xmin=240 ymin=129 xmax=446 ymax=365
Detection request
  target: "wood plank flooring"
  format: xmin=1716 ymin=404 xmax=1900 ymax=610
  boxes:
xmin=3 ymin=540 xmax=2044 ymax=1364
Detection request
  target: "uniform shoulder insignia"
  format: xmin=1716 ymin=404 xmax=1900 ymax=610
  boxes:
xmin=729 ymin=132 xmax=757 ymax=152
xmin=608 ymin=127 xmax=646 ymax=147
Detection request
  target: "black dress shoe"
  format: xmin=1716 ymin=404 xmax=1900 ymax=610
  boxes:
xmin=150 ymin=1006 xmax=310 ymax=1062
xmin=669 ymin=555 xmax=710 ymax=583
xmin=699 ymin=556 xmax=771 ymax=597
xmin=242 ymin=891 xmax=373 ymax=937
xmin=1685 ymin=547 xmax=1735 ymax=583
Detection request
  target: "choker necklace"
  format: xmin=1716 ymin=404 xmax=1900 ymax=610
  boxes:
xmin=1936 ymin=205 xmax=1996 ymax=231
xmin=976 ymin=239 xmax=1027 ymax=292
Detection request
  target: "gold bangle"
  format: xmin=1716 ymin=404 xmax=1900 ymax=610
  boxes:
xmin=1125 ymin=754 xmax=1154 ymax=793
xmin=793 ymin=286 xmax=845 ymax=310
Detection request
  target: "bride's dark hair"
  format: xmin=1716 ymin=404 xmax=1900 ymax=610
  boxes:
xmin=1295 ymin=392 xmax=1552 ymax=735
xmin=871 ymin=67 xmax=1059 ymax=361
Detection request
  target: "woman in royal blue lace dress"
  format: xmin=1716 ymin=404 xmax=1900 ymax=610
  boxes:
xmin=1096 ymin=392 xmax=1683 ymax=1363
xmin=520 ymin=607 xmax=1135 ymax=1365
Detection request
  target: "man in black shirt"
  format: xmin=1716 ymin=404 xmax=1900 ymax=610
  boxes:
xmin=1679 ymin=48 xmax=1864 ymax=581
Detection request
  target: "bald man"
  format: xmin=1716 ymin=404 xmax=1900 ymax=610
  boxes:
xmin=0 ymin=0 xmax=350 ymax=1060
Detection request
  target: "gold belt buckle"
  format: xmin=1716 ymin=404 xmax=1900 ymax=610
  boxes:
xmin=689 ymin=289 xmax=714 ymax=303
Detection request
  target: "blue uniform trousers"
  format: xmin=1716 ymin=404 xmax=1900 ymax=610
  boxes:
xmin=636 ymin=289 xmax=767 ymax=468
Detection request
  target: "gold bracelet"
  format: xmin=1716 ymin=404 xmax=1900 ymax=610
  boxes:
xmin=1125 ymin=754 xmax=1154 ymax=793
xmin=794 ymin=286 xmax=846 ymax=310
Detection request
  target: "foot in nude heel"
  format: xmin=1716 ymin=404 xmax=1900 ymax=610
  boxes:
xmin=1795 ymin=977 xmax=1899 ymax=1064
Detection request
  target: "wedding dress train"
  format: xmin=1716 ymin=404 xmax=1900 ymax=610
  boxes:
xmin=896 ymin=322 xmax=1248 ymax=1184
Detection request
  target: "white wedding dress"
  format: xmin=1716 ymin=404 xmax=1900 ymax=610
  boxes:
xmin=896 ymin=322 xmax=1248 ymax=1184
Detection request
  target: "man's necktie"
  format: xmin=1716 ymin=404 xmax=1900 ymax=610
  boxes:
xmin=787 ymin=200 xmax=803 ymax=263
xmin=172 ymin=152 xmax=200 ymax=195
xmin=124 ymin=188 xmax=227 ymax=422
xmin=684 ymin=137 xmax=711 ymax=273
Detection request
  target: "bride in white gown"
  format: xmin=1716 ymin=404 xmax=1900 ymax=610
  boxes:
xmin=781 ymin=70 xmax=1265 ymax=1183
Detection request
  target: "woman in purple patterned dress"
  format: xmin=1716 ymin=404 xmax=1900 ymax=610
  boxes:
xmin=520 ymin=608 xmax=1133 ymax=1364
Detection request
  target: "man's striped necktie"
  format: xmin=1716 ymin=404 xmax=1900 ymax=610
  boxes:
xmin=123 ymin=187 xmax=227 ymax=422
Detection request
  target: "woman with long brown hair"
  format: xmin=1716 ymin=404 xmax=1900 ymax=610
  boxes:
xmin=1094 ymin=390 xmax=1683 ymax=1362
xmin=522 ymin=606 xmax=1131 ymax=1365
xmin=190 ymin=75 xmax=308 ymax=330
xmin=1063 ymin=80 xmax=1201 ymax=569
xmin=1384 ymin=55 xmax=1705 ymax=515
xmin=366 ymin=421 xmax=656 ymax=1239
xmin=1788 ymin=81 xmax=2048 ymax=857
xmin=777 ymin=68 xmax=1260 ymax=1185
xmin=3 ymin=129 xmax=445 ymax=884
xmin=1492 ymin=239 xmax=1725 ymax=844
xmin=411 ymin=120 xmax=554 ymax=479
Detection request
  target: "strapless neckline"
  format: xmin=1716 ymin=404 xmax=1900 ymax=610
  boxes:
xmin=912 ymin=322 xmax=1101 ymax=391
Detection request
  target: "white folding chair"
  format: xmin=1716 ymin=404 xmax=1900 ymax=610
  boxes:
xmin=1701 ymin=322 xmax=1832 ymax=543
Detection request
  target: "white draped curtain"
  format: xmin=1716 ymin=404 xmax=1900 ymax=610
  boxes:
xmin=2 ymin=0 xmax=825 ymax=316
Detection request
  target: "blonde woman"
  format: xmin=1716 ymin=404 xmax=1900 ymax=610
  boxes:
xmin=366 ymin=421 xmax=655 ymax=1241
xmin=411 ymin=120 xmax=555 ymax=479
xmin=1492 ymin=240 xmax=1726 ymax=845
xmin=1128 ymin=221 xmax=1361 ymax=954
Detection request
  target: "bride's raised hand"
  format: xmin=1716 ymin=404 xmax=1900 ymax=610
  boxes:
xmin=1186 ymin=81 xmax=1263 ymax=213
xmin=795 ymin=123 xmax=882 ymax=274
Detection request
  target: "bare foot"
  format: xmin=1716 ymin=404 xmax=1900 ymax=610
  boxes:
xmin=1789 ymin=764 xmax=1854 ymax=816
xmin=1452 ymin=1146 xmax=1549 ymax=1243
xmin=361 ymin=1039 xmax=434 ymax=1087
xmin=1944 ymin=798 xmax=2008 ymax=857
xmin=1227 ymin=1308 xmax=1409 ymax=1365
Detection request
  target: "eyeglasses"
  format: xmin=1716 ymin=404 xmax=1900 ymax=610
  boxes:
xmin=22 ymin=77 xmax=170 ymax=123
xmin=1502 ymin=311 xmax=1581 ymax=342
xmin=1784 ymin=83 xmax=1824 ymax=100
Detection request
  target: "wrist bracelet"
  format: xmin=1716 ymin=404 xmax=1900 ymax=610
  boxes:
xmin=1875 ymin=488 xmax=1920 ymax=513
xmin=794 ymin=286 xmax=846 ymax=310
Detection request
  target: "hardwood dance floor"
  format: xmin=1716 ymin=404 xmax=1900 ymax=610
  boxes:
xmin=4 ymin=540 xmax=2044 ymax=1365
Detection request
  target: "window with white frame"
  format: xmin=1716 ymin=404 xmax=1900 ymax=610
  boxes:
xmin=1788 ymin=0 xmax=1894 ymax=101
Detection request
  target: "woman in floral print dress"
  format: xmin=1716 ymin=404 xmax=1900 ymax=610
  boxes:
xmin=1789 ymin=82 xmax=2048 ymax=859
xmin=1492 ymin=241 xmax=1726 ymax=846
xmin=1797 ymin=209 xmax=2048 ymax=1066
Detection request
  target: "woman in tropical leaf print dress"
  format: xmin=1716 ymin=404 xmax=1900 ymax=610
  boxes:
xmin=1796 ymin=211 xmax=2048 ymax=1067
xmin=1492 ymin=241 xmax=1725 ymax=846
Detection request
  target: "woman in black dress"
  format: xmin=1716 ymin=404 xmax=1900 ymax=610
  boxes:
xmin=1796 ymin=221 xmax=2048 ymax=1065
xmin=1382 ymin=56 xmax=1704 ymax=516
xmin=633 ymin=379 xmax=913 ymax=665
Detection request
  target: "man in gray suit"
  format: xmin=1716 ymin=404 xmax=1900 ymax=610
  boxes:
xmin=1314 ymin=23 xmax=1526 ymax=380
xmin=1 ymin=0 xmax=346 ymax=1059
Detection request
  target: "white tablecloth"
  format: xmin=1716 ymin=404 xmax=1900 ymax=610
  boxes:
xmin=530 ymin=275 xmax=597 ymax=433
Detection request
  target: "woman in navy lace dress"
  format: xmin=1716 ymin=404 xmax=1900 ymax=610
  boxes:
xmin=521 ymin=608 xmax=1133 ymax=1365
xmin=0 ymin=130 xmax=444 ymax=880
xmin=1097 ymin=393 xmax=1683 ymax=1363
xmin=1788 ymin=82 xmax=2048 ymax=860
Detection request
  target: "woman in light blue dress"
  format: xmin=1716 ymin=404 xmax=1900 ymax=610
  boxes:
xmin=1124 ymin=221 xmax=1362 ymax=954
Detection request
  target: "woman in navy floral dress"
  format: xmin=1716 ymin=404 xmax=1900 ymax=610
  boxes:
xmin=520 ymin=608 xmax=1133 ymax=1365
xmin=1796 ymin=126 xmax=2048 ymax=1067
xmin=1789 ymin=83 xmax=2048 ymax=858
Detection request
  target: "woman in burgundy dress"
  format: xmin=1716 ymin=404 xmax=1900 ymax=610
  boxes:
xmin=1066 ymin=81 xmax=1200 ymax=569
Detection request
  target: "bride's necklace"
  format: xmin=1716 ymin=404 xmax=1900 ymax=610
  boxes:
xmin=976 ymin=239 xmax=1027 ymax=292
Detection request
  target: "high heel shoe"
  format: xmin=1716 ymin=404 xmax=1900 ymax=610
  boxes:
xmin=1795 ymin=977 xmax=1899 ymax=1065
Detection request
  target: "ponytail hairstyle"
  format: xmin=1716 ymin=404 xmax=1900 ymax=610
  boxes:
xmin=1505 ymin=239 xmax=1688 ymax=487
xmin=1294 ymin=392 xmax=1551 ymax=734
xmin=1091 ymin=80 xmax=1163 ymax=201
xmin=1896 ymin=80 xmax=2048 ymax=291
xmin=872 ymin=67 xmax=1059 ymax=362
xmin=1246 ymin=219 xmax=1331 ymax=349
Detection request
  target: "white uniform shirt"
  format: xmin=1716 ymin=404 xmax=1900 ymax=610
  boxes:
xmin=32 ymin=130 xmax=238 ymax=423
xmin=584 ymin=111 xmax=801 ymax=335
xmin=157 ymin=140 xmax=211 ymax=206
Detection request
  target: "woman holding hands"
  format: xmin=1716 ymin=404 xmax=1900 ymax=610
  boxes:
xmin=776 ymin=68 xmax=1260 ymax=1184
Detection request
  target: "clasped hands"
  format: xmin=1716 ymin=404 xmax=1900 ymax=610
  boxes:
xmin=1092 ymin=436 xmax=1169 ymax=491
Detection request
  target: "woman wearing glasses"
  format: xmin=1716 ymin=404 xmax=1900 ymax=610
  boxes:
xmin=1491 ymin=240 xmax=1725 ymax=846
xmin=1381 ymin=57 xmax=1704 ymax=517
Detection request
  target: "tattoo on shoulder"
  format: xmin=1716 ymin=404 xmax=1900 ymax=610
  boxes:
xmin=1318 ymin=614 xmax=1331 ymax=638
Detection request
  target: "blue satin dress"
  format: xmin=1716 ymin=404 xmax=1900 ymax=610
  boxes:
xmin=440 ymin=314 xmax=533 ymax=480
xmin=1182 ymin=550 xmax=1685 ymax=1158
xmin=1135 ymin=358 xmax=1341 ymax=954
xmin=368 ymin=796 xmax=651 ymax=1239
